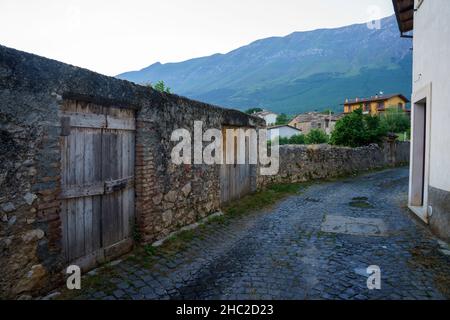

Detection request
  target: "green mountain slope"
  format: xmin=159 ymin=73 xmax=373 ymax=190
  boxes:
xmin=118 ymin=15 xmax=412 ymax=114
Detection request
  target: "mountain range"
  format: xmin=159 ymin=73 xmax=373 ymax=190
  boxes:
xmin=117 ymin=15 xmax=412 ymax=115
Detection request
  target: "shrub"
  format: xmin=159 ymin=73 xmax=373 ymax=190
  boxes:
xmin=380 ymin=108 xmax=410 ymax=134
xmin=152 ymin=80 xmax=171 ymax=93
xmin=271 ymin=132 xmax=327 ymax=146
xmin=278 ymin=137 xmax=290 ymax=145
xmin=305 ymin=129 xmax=329 ymax=144
xmin=330 ymin=109 xmax=388 ymax=147
xmin=274 ymin=134 xmax=306 ymax=146
xmin=276 ymin=114 xmax=291 ymax=125
xmin=289 ymin=134 xmax=306 ymax=145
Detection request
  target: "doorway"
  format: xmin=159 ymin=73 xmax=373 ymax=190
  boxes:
xmin=410 ymin=101 xmax=427 ymax=206
xmin=60 ymin=100 xmax=136 ymax=270
xmin=409 ymin=83 xmax=432 ymax=223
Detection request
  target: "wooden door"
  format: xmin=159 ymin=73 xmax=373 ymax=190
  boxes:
xmin=60 ymin=100 xmax=135 ymax=267
xmin=220 ymin=126 xmax=253 ymax=205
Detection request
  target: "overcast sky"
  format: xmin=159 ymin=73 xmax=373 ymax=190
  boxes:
xmin=0 ymin=0 xmax=395 ymax=76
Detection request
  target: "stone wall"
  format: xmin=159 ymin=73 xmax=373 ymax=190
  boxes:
xmin=428 ymin=186 xmax=450 ymax=242
xmin=258 ymin=141 xmax=410 ymax=187
xmin=134 ymin=97 xmax=263 ymax=243
xmin=0 ymin=45 xmax=264 ymax=298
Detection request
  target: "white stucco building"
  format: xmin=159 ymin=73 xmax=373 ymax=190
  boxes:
xmin=267 ymin=125 xmax=303 ymax=141
xmin=393 ymin=0 xmax=450 ymax=240
xmin=253 ymin=111 xmax=278 ymax=126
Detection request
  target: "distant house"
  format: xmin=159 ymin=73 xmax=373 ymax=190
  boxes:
xmin=253 ymin=111 xmax=278 ymax=126
xmin=393 ymin=0 xmax=450 ymax=241
xmin=343 ymin=94 xmax=410 ymax=116
xmin=289 ymin=112 xmax=341 ymax=135
xmin=267 ymin=125 xmax=302 ymax=141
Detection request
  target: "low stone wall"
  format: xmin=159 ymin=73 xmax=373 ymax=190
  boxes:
xmin=258 ymin=141 xmax=410 ymax=187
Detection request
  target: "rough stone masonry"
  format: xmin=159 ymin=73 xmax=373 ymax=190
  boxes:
xmin=0 ymin=45 xmax=264 ymax=299
xmin=258 ymin=142 xmax=410 ymax=187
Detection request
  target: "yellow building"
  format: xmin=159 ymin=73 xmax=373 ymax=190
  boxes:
xmin=343 ymin=94 xmax=410 ymax=116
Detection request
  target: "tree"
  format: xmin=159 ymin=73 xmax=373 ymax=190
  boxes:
xmin=272 ymin=134 xmax=306 ymax=146
xmin=276 ymin=113 xmax=290 ymax=125
xmin=330 ymin=109 xmax=388 ymax=147
xmin=289 ymin=134 xmax=306 ymax=145
xmin=380 ymin=108 xmax=410 ymax=134
xmin=151 ymin=80 xmax=171 ymax=93
xmin=278 ymin=137 xmax=290 ymax=145
xmin=305 ymin=129 xmax=329 ymax=144
xmin=245 ymin=108 xmax=263 ymax=114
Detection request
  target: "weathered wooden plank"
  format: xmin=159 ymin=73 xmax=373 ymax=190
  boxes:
xmin=101 ymin=131 xmax=112 ymax=247
xmin=123 ymin=188 xmax=133 ymax=238
xmin=107 ymin=116 xmax=136 ymax=131
xmin=244 ymin=131 xmax=250 ymax=197
xmin=223 ymin=166 xmax=230 ymax=204
xmin=111 ymin=131 xmax=120 ymax=244
xmin=64 ymin=112 xmax=106 ymax=129
xmin=84 ymin=197 xmax=93 ymax=254
xmin=84 ymin=131 xmax=95 ymax=182
xmin=75 ymin=129 xmax=84 ymax=183
xmin=61 ymin=183 xmax=104 ymax=199
xmin=239 ymin=165 xmax=242 ymax=199
xmin=60 ymin=194 xmax=69 ymax=261
xmin=66 ymin=130 xmax=77 ymax=261
xmin=92 ymin=131 xmax=102 ymax=181
xmin=74 ymin=129 xmax=86 ymax=258
xmin=92 ymin=196 xmax=102 ymax=250
xmin=68 ymin=129 xmax=76 ymax=185
xmin=117 ymin=132 xmax=124 ymax=241
xmin=67 ymin=199 xmax=77 ymax=261
xmin=83 ymin=131 xmax=94 ymax=254
xmin=230 ymin=164 xmax=235 ymax=203
xmin=101 ymin=130 xmax=120 ymax=246
xmin=61 ymin=184 xmax=104 ymax=199
xmin=92 ymin=130 xmax=103 ymax=250
xmin=102 ymin=193 xmax=114 ymax=247
xmin=60 ymin=134 xmax=69 ymax=261
xmin=231 ymin=164 xmax=236 ymax=201
xmin=220 ymin=165 xmax=225 ymax=203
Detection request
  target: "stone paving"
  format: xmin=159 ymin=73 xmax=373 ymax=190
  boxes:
xmin=66 ymin=168 xmax=450 ymax=300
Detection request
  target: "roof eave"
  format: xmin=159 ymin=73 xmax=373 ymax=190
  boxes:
xmin=392 ymin=0 xmax=414 ymax=34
